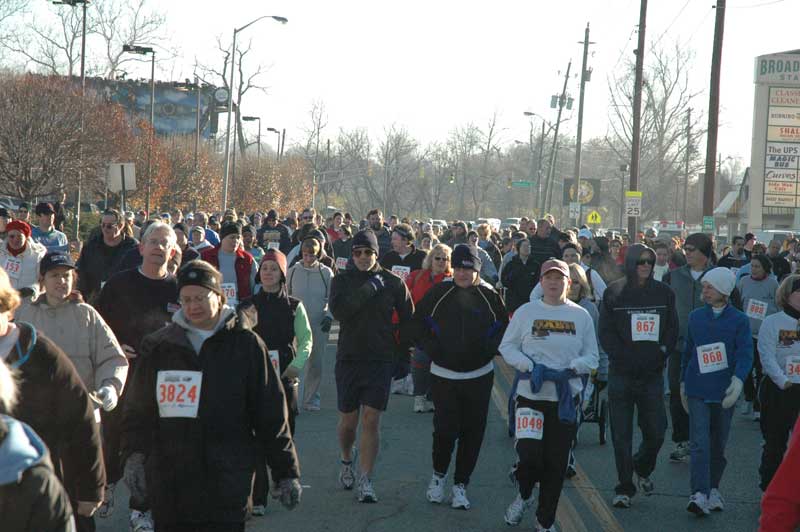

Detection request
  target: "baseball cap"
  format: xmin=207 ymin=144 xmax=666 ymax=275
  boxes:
xmin=40 ymin=252 xmax=76 ymax=275
xmin=577 ymin=228 xmax=593 ymax=240
xmin=540 ymin=258 xmax=570 ymax=278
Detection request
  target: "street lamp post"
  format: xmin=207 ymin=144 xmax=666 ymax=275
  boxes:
xmin=242 ymin=116 xmax=261 ymax=161
xmin=267 ymin=127 xmax=281 ymax=163
xmin=122 ymin=44 xmax=156 ymax=216
xmin=53 ymin=0 xmax=88 ymax=239
xmin=222 ymin=15 xmax=288 ymax=211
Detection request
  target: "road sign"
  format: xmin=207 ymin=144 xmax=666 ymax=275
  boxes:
xmin=625 ymin=190 xmax=643 ymax=218
xmin=703 ymin=215 xmax=715 ymax=232
xmin=569 ymin=202 xmax=581 ymax=219
xmin=511 ymin=180 xmax=532 ymax=188
xmin=107 ymin=163 xmax=136 ymax=193
xmin=587 ymin=210 xmax=602 ymax=224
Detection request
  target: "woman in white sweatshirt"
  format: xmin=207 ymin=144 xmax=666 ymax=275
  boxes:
xmin=500 ymin=259 xmax=598 ymax=532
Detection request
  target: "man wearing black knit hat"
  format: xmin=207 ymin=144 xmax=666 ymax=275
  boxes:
xmin=662 ymin=232 xmax=717 ymax=463
xmin=329 ymin=228 xmax=414 ymax=504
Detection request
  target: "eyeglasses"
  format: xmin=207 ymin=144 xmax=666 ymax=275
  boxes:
xmin=352 ymin=249 xmax=375 ymax=257
xmin=433 ymin=256 xmax=450 ymax=262
xmin=178 ymin=292 xmax=215 ymax=306
xmin=636 ymin=258 xmax=656 ymax=266
xmin=683 ymin=245 xmax=696 ymax=252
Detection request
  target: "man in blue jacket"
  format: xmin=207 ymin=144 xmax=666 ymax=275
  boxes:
xmin=680 ymin=267 xmax=752 ymax=516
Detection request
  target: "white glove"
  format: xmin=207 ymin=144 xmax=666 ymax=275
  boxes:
xmin=96 ymin=385 xmax=118 ymax=412
xmin=514 ymin=358 xmax=534 ymax=374
xmin=721 ymin=376 xmax=743 ymax=409
xmin=680 ymin=383 xmax=689 ymax=414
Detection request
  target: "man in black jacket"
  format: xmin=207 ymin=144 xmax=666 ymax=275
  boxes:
xmin=599 ymin=243 xmax=679 ymax=509
xmin=76 ymin=209 xmax=139 ymax=303
xmin=529 ymin=218 xmax=562 ymax=264
xmin=380 ymin=223 xmax=427 ymax=281
xmin=258 ymin=209 xmax=292 ymax=254
xmin=329 ymin=229 xmax=414 ymax=504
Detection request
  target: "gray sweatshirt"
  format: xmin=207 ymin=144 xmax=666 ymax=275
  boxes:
xmin=737 ymin=274 xmax=779 ymax=338
xmin=287 ymin=262 xmax=334 ymax=324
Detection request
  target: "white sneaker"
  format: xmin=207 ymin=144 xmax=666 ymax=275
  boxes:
xmin=708 ymin=488 xmax=725 ymax=511
xmin=687 ymin=492 xmax=710 ymax=516
xmin=451 ymin=483 xmax=470 ymax=510
xmin=414 ymin=396 xmax=427 ymax=413
xmin=129 ymin=510 xmax=154 ymax=532
xmin=612 ymin=494 xmax=631 ymax=508
xmin=535 ymin=521 xmax=557 ymax=532
xmin=426 ymin=473 xmax=446 ymax=503
xmin=357 ymin=475 xmax=378 ymax=503
xmin=391 ymin=378 xmax=406 ymax=395
xmin=251 ymin=504 xmax=266 ymax=516
xmin=504 ymin=493 xmax=533 ymax=526
xmin=339 ymin=460 xmax=356 ymax=490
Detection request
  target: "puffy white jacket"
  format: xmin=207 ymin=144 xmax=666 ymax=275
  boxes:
xmin=0 ymin=240 xmax=46 ymax=296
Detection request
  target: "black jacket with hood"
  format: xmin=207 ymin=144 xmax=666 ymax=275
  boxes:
xmin=76 ymin=232 xmax=139 ymax=303
xmin=599 ymin=243 xmax=679 ymax=377
xmin=121 ymin=306 xmax=299 ymax=526
xmin=411 ymin=280 xmax=508 ymax=373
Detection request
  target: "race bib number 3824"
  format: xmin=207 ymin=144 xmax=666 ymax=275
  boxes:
xmin=156 ymin=370 xmax=202 ymax=418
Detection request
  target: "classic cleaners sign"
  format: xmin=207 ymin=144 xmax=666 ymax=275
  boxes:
xmin=763 ymin=87 xmax=800 ymax=208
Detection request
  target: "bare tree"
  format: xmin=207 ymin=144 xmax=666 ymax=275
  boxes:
xmin=94 ymin=0 xmax=170 ymax=78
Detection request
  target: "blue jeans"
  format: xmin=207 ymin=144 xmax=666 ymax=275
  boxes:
xmin=688 ymin=397 xmax=734 ymax=495
xmin=608 ymin=372 xmax=667 ymax=496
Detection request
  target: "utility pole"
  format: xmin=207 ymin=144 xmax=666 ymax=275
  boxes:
xmin=703 ymin=0 xmax=726 ymax=224
xmin=629 ymin=0 xmax=648 ymax=240
xmin=683 ymin=108 xmax=691 ymax=221
xmin=544 ymin=59 xmax=572 ymax=214
xmin=573 ymin=23 xmax=594 ymax=226
xmin=536 ymin=120 xmax=546 ymax=216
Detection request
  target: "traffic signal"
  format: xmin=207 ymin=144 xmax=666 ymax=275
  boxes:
xmin=449 ymin=172 xmax=455 ymax=184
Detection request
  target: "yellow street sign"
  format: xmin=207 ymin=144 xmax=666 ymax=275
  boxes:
xmin=587 ymin=210 xmax=602 ymax=224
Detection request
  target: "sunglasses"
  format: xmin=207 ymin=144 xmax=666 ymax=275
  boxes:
xmin=352 ymin=248 xmax=375 ymax=257
xmin=683 ymin=245 xmax=696 ymax=252
xmin=434 ymin=256 xmax=450 ymax=262
xmin=636 ymin=258 xmax=655 ymax=266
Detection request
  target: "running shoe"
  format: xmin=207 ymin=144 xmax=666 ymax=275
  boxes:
xmin=97 ymin=482 xmax=115 ymax=518
xmin=414 ymin=396 xmax=426 ymax=413
xmin=339 ymin=460 xmax=356 ymax=490
xmin=635 ymin=473 xmax=654 ymax=496
xmin=251 ymin=504 xmax=266 ymax=516
xmin=687 ymin=492 xmax=710 ymax=516
xmin=357 ymin=475 xmax=378 ymax=503
xmin=451 ymin=483 xmax=470 ymax=510
xmin=426 ymin=473 xmax=446 ymax=503
xmin=504 ymin=493 xmax=533 ymax=525
xmin=535 ymin=521 xmax=557 ymax=532
xmin=708 ymin=488 xmax=725 ymax=511
xmin=669 ymin=441 xmax=690 ymax=463
xmin=129 ymin=510 xmax=154 ymax=532
xmin=612 ymin=494 xmax=631 ymax=508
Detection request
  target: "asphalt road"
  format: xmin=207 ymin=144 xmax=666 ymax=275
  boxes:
xmin=98 ymin=325 xmax=766 ymax=531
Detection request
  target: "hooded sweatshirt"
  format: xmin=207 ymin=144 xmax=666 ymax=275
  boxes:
xmin=0 ymin=415 xmax=74 ymax=532
xmin=599 ymin=243 xmax=679 ymax=376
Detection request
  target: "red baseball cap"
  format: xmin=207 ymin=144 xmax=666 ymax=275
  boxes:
xmin=540 ymin=258 xmax=570 ymax=278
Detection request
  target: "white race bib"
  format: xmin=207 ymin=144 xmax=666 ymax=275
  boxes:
xmin=156 ymin=370 xmax=202 ymax=418
xmin=221 ymin=283 xmax=237 ymax=305
xmin=786 ymin=356 xmax=800 ymax=383
xmin=391 ymin=265 xmax=411 ymax=281
xmin=335 ymin=257 xmax=348 ymax=270
xmin=697 ymin=342 xmax=728 ymax=374
xmin=515 ymin=407 xmax=544 ymax=440
xmin=268 ymin=350 xmax=280 ymax=373
xmin=267 ymin=242 xmax=280 ymax=251
xmin=631 ymin=313 xmax=659 ymax=342
xmin=3 ymin=257 xmax=21 ymax=280
xmin=746 ymin=299 xmax=768 ymax=321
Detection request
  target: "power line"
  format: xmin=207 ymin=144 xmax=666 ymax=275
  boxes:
xmin=686 ymin=7 xmax=715 ymax=45
xmin=730 ymin=0 xmax=786 ymax=8
xmin=651 ymin=0 xmax=692 ymax=49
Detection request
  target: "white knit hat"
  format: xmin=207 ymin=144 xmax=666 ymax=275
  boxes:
xmin=702 ymin=267 xmax=736 ymax=296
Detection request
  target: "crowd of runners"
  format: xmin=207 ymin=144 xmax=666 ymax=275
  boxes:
xmin=1 ymin=202 xmax=800 ymax=531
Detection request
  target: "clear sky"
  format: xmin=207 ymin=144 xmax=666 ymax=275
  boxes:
xmin=37 ymin=0 xmax=800 ymax=163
